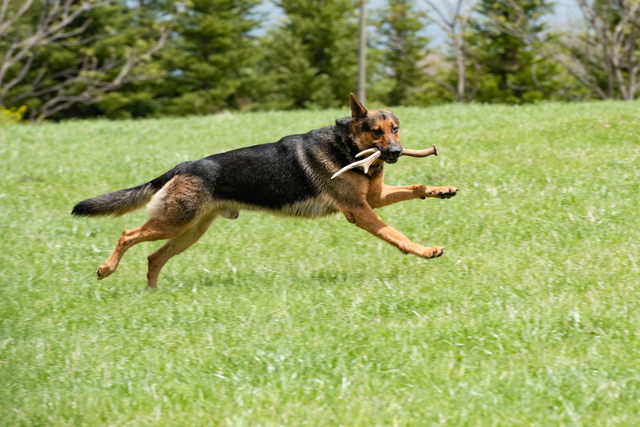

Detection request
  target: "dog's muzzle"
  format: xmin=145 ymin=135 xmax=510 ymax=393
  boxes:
xmin=330 ymin=144 xmax=437 ymax=180
xmin=383 ymin=145 xmax=403 ymax=164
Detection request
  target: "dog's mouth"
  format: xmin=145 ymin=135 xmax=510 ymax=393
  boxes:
xmin=331 ymin=145 xmax=437 ymax=180
xmin=380 ymin=147 xmax=402 ymax=164
xmin=383 ymin=154 xmax=400 ymax=164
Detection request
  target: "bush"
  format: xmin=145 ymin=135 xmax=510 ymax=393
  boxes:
xmin=0 ymin=105 xmax=28 ymax=124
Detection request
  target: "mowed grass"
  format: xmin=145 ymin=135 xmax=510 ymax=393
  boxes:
xmin=1 ymin=102 xmax=639 ymax=426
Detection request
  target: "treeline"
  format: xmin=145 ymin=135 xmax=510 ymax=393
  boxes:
xmin=1 ymin=0 xmax=640 ymax=121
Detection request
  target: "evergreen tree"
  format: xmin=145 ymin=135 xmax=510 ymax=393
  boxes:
xmin=92 ymin=0 xmax=177 ymax=119
xmin=258 ymin=0 xmax=359 ymax=109
xmin=158 ymin=0 xmax=262 ymax=115
xmin=83 ymin=0 xmax=263 ymax=118
xmin=469 ymin=0 xmax=558 ymax=103
xmin=373 ymin=0 xmax=432 ymax=106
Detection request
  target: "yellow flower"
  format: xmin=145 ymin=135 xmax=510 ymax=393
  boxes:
xmin=0 ymin=105 xmax=28 ymax=124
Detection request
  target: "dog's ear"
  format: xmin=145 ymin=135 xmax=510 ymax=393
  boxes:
xmin=349 ymin=93 xmax=367 ymax=122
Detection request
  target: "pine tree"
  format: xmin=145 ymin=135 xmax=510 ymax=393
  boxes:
xmin=159 ymin=0 xmax=262 ymax=115
xmin=469 ymin=0 xmax=557 ymax=103
xmin=258 ymin=0 xmax=360 ymax=109
xmin=373 ymin=0 xmax=431 ymax=106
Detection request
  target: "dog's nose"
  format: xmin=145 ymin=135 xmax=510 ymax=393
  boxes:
xmin=388 ymin=145 xmax=402 ymax=157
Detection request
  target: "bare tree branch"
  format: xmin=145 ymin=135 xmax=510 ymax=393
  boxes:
xmin=0 ymin=0 xmax=35 ymax=37
xmin=0 ymin=0 xmax=180 ymax=120
xmin=417 ymin=0 xmax=476 ymax=102
xmin=3 ymin=54 xmax=34 ymax=92
xmin=389 ymin=34 xmax=456 ymax=94
xmin=0 ymin=0 xmax=106 ymax=104
xmin=493 ymin=0 xmax=640 ymax=100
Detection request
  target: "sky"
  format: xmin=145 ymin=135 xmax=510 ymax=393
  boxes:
xmin=254 ymin=0 xmax=581 ymax=42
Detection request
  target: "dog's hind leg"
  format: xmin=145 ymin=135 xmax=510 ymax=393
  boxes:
xmin=146 ymin=214 xmax=217 ymax=289
xmin=96 ymin=175 xmax=209 ymax=283
xmin=96 ymin=217 xmax=193 ymax=281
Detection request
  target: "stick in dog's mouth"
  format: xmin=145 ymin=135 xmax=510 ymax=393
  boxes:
xmin=331 ymin=145 xmax=438 ymax=179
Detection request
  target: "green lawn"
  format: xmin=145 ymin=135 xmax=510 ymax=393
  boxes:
xmin=1 ymin=102 xmax=639 ymax=426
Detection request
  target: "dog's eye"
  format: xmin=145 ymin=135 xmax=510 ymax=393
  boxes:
xmin=392 ymin=126 xmax=398 ymax=134
xmin=372 ymin=128 xmax=383 ymax=136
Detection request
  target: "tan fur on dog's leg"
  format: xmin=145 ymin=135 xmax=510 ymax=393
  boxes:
xmin=341 ymin=205 xmax=444 ymax=258
xmin=98 ymin=175 xmax=210 ymax=282
xmin=97 ymin=218 xmax=191 ymax=280
xmin=146 ymin=214 xmax=217 ymax=289
xmin=367 ymin=183 xmax=423 ymax=208
xmin=367 ymin=173 xmax=458 ymax=208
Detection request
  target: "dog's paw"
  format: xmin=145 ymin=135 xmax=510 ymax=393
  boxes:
xmin=422 ymin=246 xmax=445 ymax=259
xmin=436 ymin=186 xmax=458 ymax=199
xmin=420 ymin=186 xmax=458 ymax=199
xmin=96 ymin=265 xmax=113 ymax=280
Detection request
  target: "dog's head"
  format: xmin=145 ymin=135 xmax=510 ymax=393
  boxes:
xmin=349 ymin=93 xmax=402 ymax=164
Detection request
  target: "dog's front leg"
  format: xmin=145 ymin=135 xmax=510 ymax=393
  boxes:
xmin=341 ymin=205 xmax=444 ymax=258
xmin=367 ymin=175 xmax=457 ymax=209
xmin=368 ymin=183 xmax=458 ymax=208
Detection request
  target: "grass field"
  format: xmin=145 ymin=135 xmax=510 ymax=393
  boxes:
xmin=1 ymin=102 xmax=639 ymax=426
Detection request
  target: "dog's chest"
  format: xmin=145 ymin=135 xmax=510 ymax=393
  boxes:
xmin=279 ymin=193 xmax=339 ymax=218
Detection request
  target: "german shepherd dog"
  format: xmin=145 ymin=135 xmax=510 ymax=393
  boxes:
xmin=73 ymin=94 xmax=458 ymax=288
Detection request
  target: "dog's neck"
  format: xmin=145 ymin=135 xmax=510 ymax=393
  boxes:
xmin=333 ymin=116 xmax=385 ymax=176
xmin=334 ymin=117 xmax=362 ymax=159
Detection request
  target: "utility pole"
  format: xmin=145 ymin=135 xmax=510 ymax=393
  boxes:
xmin=358 ymin=0 xmax=366 ymax=105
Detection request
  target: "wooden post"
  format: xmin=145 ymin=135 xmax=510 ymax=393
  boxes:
xmin=358 ymin=0 xmax=366 ymax=105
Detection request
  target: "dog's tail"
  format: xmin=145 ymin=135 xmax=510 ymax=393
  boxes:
xmin=72 ymin=169 xmax=177 ymax=218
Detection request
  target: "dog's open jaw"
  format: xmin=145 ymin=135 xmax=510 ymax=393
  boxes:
xmin=331 ymin=144 xmax=438 ymax=179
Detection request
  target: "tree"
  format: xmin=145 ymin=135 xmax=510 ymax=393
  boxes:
xmin=156 ymin=0 xmax=262 ymax=115
xmin=417 ymin=0 xmax=477 ymax=102
xmin=469 ymin=0 xmax=560 ymax=103
xmin=258 ymin=0 xmax=360 ymax=109
xmin=0 ymin=0 xmax=178 ymax=120
xmin=357 ymin=0 xmax=366 ymax=105
xmin=493 ymin=0 xmax=640 ymax=100
xmin=374 ymin=0 xmax=432 ymax=106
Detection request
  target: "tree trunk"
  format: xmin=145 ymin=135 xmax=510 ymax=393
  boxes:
xmin=454 ymin=37 xmax=465 ymax=102
xmin=358 ymin=0 xmax=367 ymax=105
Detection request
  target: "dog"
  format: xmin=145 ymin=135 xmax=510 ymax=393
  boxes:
xmin=72 ymin=94 xmax=458 ymax=288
